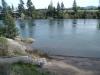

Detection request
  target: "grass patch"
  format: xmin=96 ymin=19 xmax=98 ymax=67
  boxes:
xmin=11 ymin=62 xmax=53 ymax=75
xmin=0 ymin=37 xmax=7 ymax=45
xmin=0 ymin=37 xmax=8 ymax=56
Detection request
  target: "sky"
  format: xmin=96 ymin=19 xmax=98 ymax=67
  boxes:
xmin=0 ymin=0 xmax=99 ymax=9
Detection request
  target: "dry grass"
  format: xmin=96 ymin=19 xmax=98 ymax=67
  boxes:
xmin=0 ymin=37 xmax=8 ymax=56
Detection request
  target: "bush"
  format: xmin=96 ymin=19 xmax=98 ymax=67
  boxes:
xmin=11 ymin=63 xmax=53 ymax=75
xmin=1 ymin=12 xmax=18 ymax=39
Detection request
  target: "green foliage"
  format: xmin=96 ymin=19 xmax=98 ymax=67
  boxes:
xmin=46 ymin=1 xmax=65 ymax=19
xmin=98 ymin=7 xmax=100 ymax=12
xmin=7 ymin=6 xmax=13 ymax=15
xmin=0 ymin=37 xmax=8 ymax=56
xmin=0 ymin=0 xmax=18 ymax=39
xmin=27 ymin=0 xmax=35 ymax=18
xmin=57 ymin=2 xmax=60 ymax=12
xmin=2 ymin=12 xmax=18 ymax=39
xmin=0 ymin=37 xmax=7 ymax=44
xmin=27 ymin=0 xmax=33 ymax=8
xmin=0 ymin=0 xmax=100 ymax=19
xmin=11 ymin=5 xmax=14 ymax=11
xmin=61 ymin=2 xmax=64 ymax=10
xmin=0 ymin=27 xmax=4 ymax=36
xmin=18 ymin=0 xmax=25 ymax=16
xmin=0 ymin=6 xmax=2 ymax=11
xmin=97 ymin=11 xmax=100 ymax=19
xmin=73 ymin=0 xmax=77 ymax=13
xmin=47 ymin=1 xmax=55 ymax=17
xmin=1 ymin=0 xmax=8 ymax=12
xmin=11 ymin=63 xmax=53 ymax=75
xmin=56 ymin=2 xmax=61 ymax=18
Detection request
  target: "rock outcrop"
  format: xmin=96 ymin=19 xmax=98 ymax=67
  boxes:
xmin=0 ymin=37 xmax=27 ymax=56
xmin=7 ymin=38 xmax=27 ymax=56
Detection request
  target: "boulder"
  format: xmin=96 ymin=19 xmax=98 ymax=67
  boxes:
xmin=14 ymin=36 xmax=22 ymax=41
xmin=7 ymin=38 xmax=27 ymax=56
xmin=0 ymin=37 xmax=27 ymax=56
xmin=33 ymin=58 xmax=48 ymax=67
xmin=22 ymin=38 xmax=35 ymax=44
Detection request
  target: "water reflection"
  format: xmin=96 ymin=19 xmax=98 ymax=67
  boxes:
xmin=72 ymin=19 xmax=77 ymax=28
xmin=19 ymin=20 xmax=25 ymax=29
xmin=97 ymin=20 xmax=100 ymax=30
xmin=27 ymin=20 xmax=36 ymax=38
xmin=48 ymin=20 xmax=56 ymax=38
xmin=49 ymin=19 xmax=55 ymax=29
xmin=71 ymin=19 xmax=78 ymax=34
xmin=57 ymin=19 xmax=64 ymax=34
xmin=16 ymin=19 xmax=100 ymax=58
xmin=84 ymin=19 xmax=86 ymax=24
xmin=18 ymin=20 xmax=27 ymax=38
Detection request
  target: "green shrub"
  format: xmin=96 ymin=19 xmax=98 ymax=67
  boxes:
xmin=11 ymin=63 xmax=53 ymax=75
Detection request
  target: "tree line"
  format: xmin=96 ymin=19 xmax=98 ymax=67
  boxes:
xmin=0 ymin=0 xmax=100 ymax=19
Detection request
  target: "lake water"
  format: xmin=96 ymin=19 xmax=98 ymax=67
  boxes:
xmin=16 ymin=19 xmax=100 ymax=58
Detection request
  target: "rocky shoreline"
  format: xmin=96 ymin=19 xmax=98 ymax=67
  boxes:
xmin=0 ymin=37 xmax=100 ymax=75
xmin=43 ymin=55 xmax=100 ymax=75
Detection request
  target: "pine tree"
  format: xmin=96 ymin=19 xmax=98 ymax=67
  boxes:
xmin=57 ymin=2 xmax=60 ymax=12
xmin=98 ymin=0 xmax=100 ymax=11
xmin=48 ymin=0 xmax=53 ymax=12
xmin=7 ymin=6 xmax=13 ymax=15
xmin=18 ymin=0 xmax=25 ymax=16
xmin=27 ymin=0 xmax=35 ymax=17
xmin=1 ymin=0 xmax=8 ymax=12
xmin=47 ymin=0 xmax=54 ymax=17
xmin=12 ymin=4 xmax=14 ymax=11
xmin=73 ymin=0 xmax=77 ymax=13
xmin=61 ymin=2 xmax=64 ymax=10
xmin=0 ymin=1 xmax=18 ymax=39
xmin=60 ymin=2 xmax=64 ymax=18
xmin=97 ymin=0 xmax=100 ymax=18
xmin=3 ymin=12 xmax=18 ymax=39
xmin=57 ymin=2 xmax=61 ymax=18
xmin=0 ymin=6 xmax=2 ymax=11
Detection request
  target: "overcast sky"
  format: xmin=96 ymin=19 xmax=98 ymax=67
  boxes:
xmin=0 ymin=0 xmax=99 ymax=9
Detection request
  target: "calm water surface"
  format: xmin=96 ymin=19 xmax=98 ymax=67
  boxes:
xmin=16 ymin=19 xmax=100 ymax=58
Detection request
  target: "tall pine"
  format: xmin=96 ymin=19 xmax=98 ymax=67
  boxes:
xmin=57 ymin=2 xmax=61 ymax=18
xmin=61 ymin=2 xmax=64 ymax=10
xmin=57 ymin=2 xmax=60 ymax=12
xmin=47 ymin=0 xmax=54 ymax=17
xmin=3 ymin=12 xmax=18 ymax=39
xmin=18 ymin=0 xmax=25 ymax=16
xmin=1 ymin=0 xmax=8 ymax=13
xmin=27 ymin=0 xmax=35 ymax=17
xmin=73 ymin=0 xmax=77 ymax=13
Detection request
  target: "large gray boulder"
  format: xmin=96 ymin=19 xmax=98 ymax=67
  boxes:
xmin=7 ymin=38 xmax=27 ymax=56
xmin=0 ymin=37 xmax=27 ymax=56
